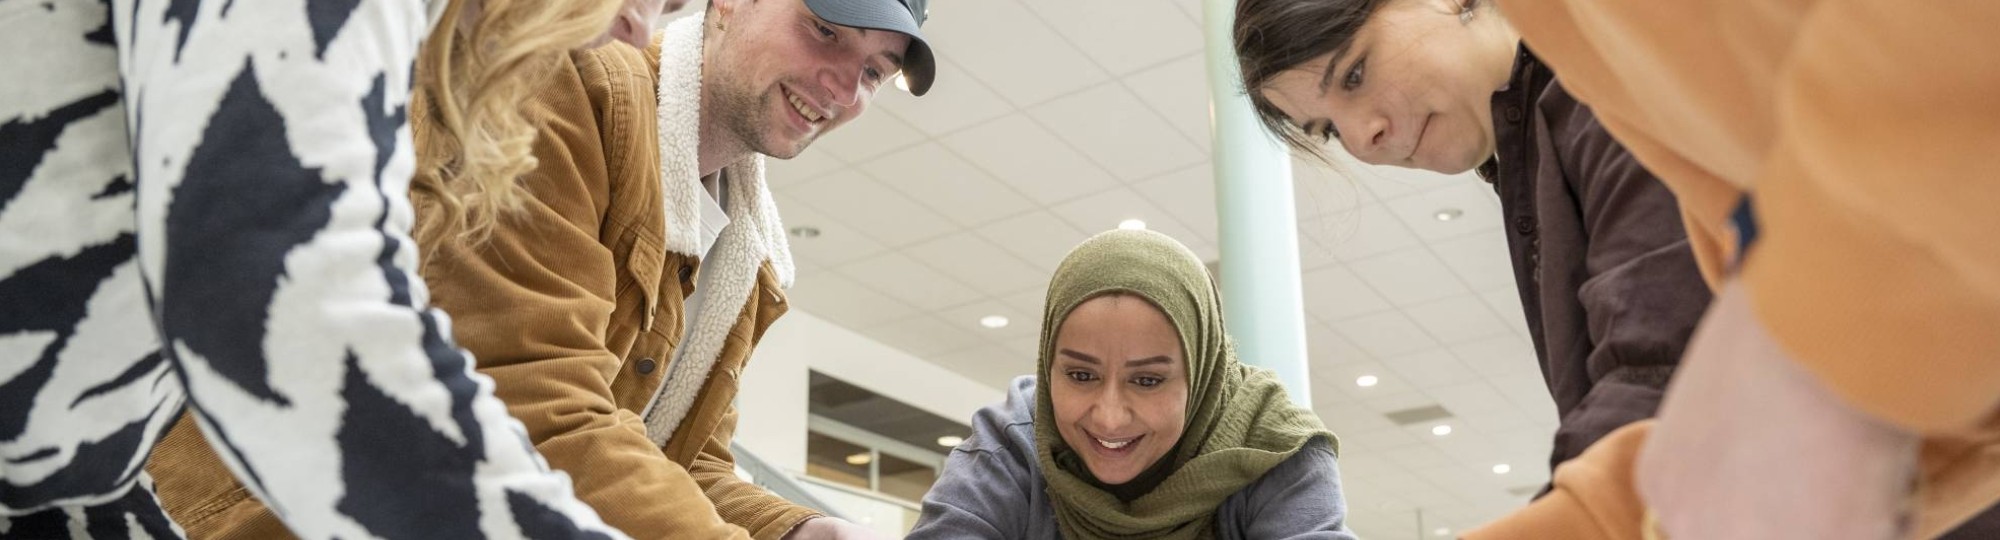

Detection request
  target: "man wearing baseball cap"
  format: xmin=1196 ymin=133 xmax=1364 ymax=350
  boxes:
xmin=145 ymin=0 xmax=935 ymax=539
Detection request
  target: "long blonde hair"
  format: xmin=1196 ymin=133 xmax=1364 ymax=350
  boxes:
xmin=412 ymin=0 xmax=622 ymax=244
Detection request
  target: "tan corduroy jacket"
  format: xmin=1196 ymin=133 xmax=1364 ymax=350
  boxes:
xmin=145 ymin=30 xmax=816 ymax=540
xmin=1472 ymin=1 xmax=2000 ymax=539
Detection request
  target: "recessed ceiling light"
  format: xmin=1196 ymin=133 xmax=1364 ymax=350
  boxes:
xmin=1434 ymin=208 xmax=1464 ymax=222
xmin=1431 ymin=424 xmax=1453 ymax=436
xmin=845 ymin=453 xmax=872 ymax=466
xmin=1355 ymin=375 xmax=1379 ymax=388
xmin=894 ymin=73 xmax=910 ymax=92
xmin=1493 ymin=463 xmax=1512 ymax=474
xmin=936 ymin=435 xmax=965 ymax=447
xmin=788 ymin=226 xmax=821 ymax=239
xmin=1434 ymin=527 xmax=1452 ymax=537
xmin=979 ymin=315 xmax=1010 ymax=329
xmin=1118 ymin=219 xmax=1147 ymax=230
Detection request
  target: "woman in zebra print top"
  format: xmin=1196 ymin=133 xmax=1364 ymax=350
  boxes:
xmin=0 ymin=0 xmax=657 ymax=538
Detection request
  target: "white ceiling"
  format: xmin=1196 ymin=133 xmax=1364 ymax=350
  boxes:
xmin=706 ymin=1 xmax=1562 ymax=537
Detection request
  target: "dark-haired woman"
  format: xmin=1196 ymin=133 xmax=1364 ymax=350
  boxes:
xmin=1232 ymin=0 xmax=1708 ymax=484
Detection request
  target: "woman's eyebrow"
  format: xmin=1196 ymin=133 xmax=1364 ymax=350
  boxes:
xmin=1060 ymin=349 xmax=1101 ymax=364
xmin=1126 ymin=356 xmax=1173 ymax=368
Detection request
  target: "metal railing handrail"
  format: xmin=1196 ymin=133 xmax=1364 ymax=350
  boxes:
xmin=730 ymin=442 xmax=848 ymax=520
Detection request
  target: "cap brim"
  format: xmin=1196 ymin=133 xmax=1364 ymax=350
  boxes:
xmin=801 ymin=0 xmax=936 ymax=96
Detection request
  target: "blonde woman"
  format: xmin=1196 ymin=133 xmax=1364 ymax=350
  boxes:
xmin=0 ymin=0 xmax=643 ymax=537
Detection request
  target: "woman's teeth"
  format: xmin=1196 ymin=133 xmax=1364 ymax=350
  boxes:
xmin=1096 ymin=438 xmax=1131 ymax=450
xmin=786 ymin=90 xmax=824 ymax=123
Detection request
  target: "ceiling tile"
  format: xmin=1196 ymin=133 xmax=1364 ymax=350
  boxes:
xmin=786 ymin=272 xmax=920 ymax=328
xmin=1292 ymin=158 xmax=1377 ymax=220
xmin=1494 ymin=426 xmax=1558 ymax=463
xmin=942 ymin=115 xmax=1121 ymax=205
xmin=787 ymin=170 xmax=956 ymax=248
xmin=929 ymin=345 xmax=1030 ymax=391
xmin=1311 ymin=360 xmax=1416 ymax=397
xmin=1318 ymin=415 xmax=1395 ymax=449
xmin=877 ymin=58 xmax=1014 ymax=137
xmin=1306 ymin=322 xmax=1373 ymax=365
xmin=1490 ymin=371 xmax=1558 ymax=414
xmin=1338 ymin=152 xmax=1481 ymax=201
xmin=1452 ymin=399 xmax=1538 ymax=434
xmin=1333 ymin=310 xmax=1442 ymax=358
xmin=1331 ymin=454 xmax=1399 ymax=486
xmin=1347 ymin=248 xmax=1470 ymax=306
xmin=864 ymin=314 xmax=989 ymax=358
xmin=1024 ymin=0 xmax=1203 ymax=76
xmin=773 ymin=194 xmax=890 ymax=267
xmin=1421 ymin=380 xmax=1516 ymax=421
xmin=1479 ymin=287 xmax=1530 ymax=334
xmin=766 ymin=147 xmax=846 ymax=189
xmin=1448 ymin=334 xmax=1542 ymax=379
xmin=1358 ymin=390 xmax=1439 ymax=415
xmin=1130 ymin=164 xmax=1218 ymax=244
xmin=924 ymin=0 xmax=1109 ymax=107
xmin=904 ymin=231 xmax=1051 ymax=297
xmin=1382 ymin=181 xmax=1505 ymax=242
xmin=1029 ymin=83 xmax=1206 ymax=182
xmin=1302 ymin=265 xmax=1395 ymax=321
xmin=936 ymin=299 xmax=1041 ymax=342
xmin=1380 ymin=349 xmax=1481 ymax=390
xmin=1120 ymin=53 xmax=1211 ymax=147
xmin=1403 ymin=295 xmax=1514 ymax=345
xmin=1296 ymin=223 xmax=1343 ymax=271
xmin=1000 ymin=287 xmax=1050 ymax=319
xmin=1433 ymin=231 xmax=1517 ymax=291
xmin=810 ymin=105 xmax=927 ymax=163
xmin=861 ymin=142 xmax=1036 ymax=228
xmin=975 ymin=210 xmax=1091 ymax=273
xmin=1048 ymin=187 xmax=1203 ymax=244
xmin=1305 ymin=204 xmax=1423 ymax=263
xmin=1380 ymin=442 xmax=1458 ymax=472
xmin=1349 ymin=426 xmax=1425 ymax=453
xmin=1308 ymin=378 xmax=1363 ymax=409
xmin=833 ymin=252 xmax=984 ymax=311
xmin=1171 ymin=0 xmax=1202 ymax=23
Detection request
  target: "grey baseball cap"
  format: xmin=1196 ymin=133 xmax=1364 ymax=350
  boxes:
xmin=802 ymin=0 xmax=935 ymax=96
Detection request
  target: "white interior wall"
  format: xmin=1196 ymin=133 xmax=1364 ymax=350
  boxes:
xmin=736 ymin=310 xmax=1008 ymax=473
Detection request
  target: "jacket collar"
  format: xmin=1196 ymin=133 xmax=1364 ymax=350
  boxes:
xmin=642 ymin=13 xmax=796 ymax=445
xmin=653 ymin=13 xmax=795 ymax=286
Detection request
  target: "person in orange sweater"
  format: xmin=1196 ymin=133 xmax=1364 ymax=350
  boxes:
xmin=1466 ymin=1 xmax=2000 ymax=538
xmin=1231 ymin=0 xmax=1999 ymax=538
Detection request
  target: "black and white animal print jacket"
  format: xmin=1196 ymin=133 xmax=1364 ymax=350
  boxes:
xmin=0 ymin=1 xmax=628 ymax=538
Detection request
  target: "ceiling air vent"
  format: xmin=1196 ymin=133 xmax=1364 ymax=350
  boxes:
xmin=1383 ymin=405 xmax=1454 ymax=426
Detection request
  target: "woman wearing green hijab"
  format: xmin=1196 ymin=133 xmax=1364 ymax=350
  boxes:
xmin=909 ymin=230 xmax=1355 ymax=539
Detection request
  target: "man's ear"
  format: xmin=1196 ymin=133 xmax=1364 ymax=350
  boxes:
xmin=710 ymin=0 xmax=742 ymax=21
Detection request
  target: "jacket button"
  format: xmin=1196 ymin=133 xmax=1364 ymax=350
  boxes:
xmin=636 ymin=358 xmax=657 ymax=375
xmin=677 ymin=265 xmax=694 ymax=283
xmin=1513 ymin=215 xmax=1537 ymax=235
xmin=1505 ymin=106 xmax=1523 ymax=123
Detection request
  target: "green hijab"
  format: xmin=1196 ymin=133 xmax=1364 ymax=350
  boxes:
xmin=1034 ymin=230 xmax=1337 ymax=540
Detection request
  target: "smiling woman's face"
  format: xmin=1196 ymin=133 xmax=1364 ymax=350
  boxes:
xmin=1257 ymin=0 xmax=1514 ymax=174
xmin=1048 ymin=294 xmax=1188 ymax=485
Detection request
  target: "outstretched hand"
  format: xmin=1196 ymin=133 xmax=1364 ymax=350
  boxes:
xmin=1636 ymin=283 xmax=1918 ymax=540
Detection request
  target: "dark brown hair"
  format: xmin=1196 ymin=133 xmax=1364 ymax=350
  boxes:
xmin=1234 ymin=0 xmax=1393 ymax=161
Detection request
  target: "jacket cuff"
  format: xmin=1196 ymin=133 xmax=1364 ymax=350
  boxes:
xmin=1466 ymin=422 xmax=1653 ymax=540
xmin=752 ymin=507 xmax=824 ymax=540
xmin=1744 ymin=166 xmax=2000 ymax=434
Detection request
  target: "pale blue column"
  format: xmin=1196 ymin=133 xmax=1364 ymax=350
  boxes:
xmin=1203 ymin=0 xmax=1313 ymax=407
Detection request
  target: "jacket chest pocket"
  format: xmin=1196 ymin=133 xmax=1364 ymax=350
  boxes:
xmin=622 ymin=239 xmax=665 ymax=333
